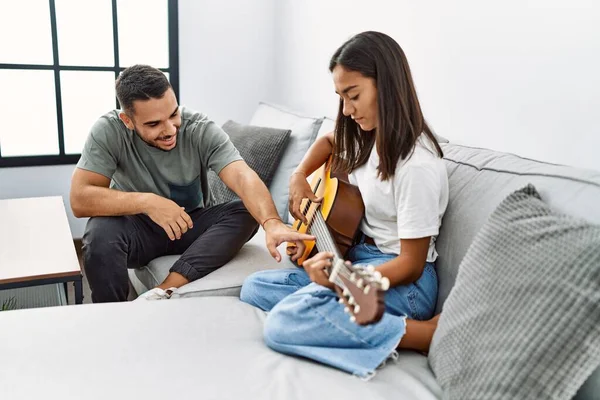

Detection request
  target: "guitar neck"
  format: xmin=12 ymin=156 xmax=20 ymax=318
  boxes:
xmin=308 ymin=210 xmax=349 ymax=288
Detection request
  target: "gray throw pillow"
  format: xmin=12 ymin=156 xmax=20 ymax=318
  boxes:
xmin=429 ymin=184 xmax=600 ymax=400
xmin=208 ymin=120 xmax=291 ymax=204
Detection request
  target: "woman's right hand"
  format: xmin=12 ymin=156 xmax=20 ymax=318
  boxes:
xmin=288 ymin=172 xmax=322 ymax=225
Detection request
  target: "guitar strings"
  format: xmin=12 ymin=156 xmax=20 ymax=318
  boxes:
xmin=300 ymin=191 xmax=379 ymax=290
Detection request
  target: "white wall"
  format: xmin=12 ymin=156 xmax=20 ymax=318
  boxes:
xmin=0 ymin=0 xmax=276 ymax=238
xmin=271 ymin=0 xmax=600 ymax=172
xmin=178 ymin=0 xmax=276 ymax=125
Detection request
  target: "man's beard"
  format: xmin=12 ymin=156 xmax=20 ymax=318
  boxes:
xmin=136 ymin=130 xmax=178 ymax=152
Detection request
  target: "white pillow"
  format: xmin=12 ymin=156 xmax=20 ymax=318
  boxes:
xmin=250 ymin=102 xmax=324 ymax=224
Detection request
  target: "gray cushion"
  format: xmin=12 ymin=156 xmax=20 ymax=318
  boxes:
xmin=250 ymin=102 xmax=323 ymax=223
xmin=208 ymin=120 xmax=291 ymax=204
xmin=129 ymin=227 xmax=297 ymax=297
xmin=435 ymin=143 xmax=600 ymax=314
xmin=0 ymin=296 xmax=441 ymax=399
xmin=429 ymin=185 xmax=600 ymax=399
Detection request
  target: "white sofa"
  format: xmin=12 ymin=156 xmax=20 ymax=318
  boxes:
xmin=1 ymin=103 xmax=599 ymax=399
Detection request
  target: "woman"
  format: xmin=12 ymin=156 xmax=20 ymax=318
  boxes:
xmin=240 ymin=31 xmax=449 ymax=379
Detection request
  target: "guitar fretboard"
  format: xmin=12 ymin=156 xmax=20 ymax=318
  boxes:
xmin=306 ymin=206 xmax=348 ymax=289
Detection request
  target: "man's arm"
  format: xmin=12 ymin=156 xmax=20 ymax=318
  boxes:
xmin=70 ymin=168 xmax=147 ymax=217
xmin=218 ymin=160 xmax=314 ymax=261
xmin=70 ymin=168 xmax=192 ymax=241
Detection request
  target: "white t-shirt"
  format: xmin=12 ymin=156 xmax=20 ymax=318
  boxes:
xmin=348 ymin=136 xmax=449 ymax=262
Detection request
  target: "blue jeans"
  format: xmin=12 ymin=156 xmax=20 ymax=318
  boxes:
xmin=240 ymin=241 xmax=438 ymax=378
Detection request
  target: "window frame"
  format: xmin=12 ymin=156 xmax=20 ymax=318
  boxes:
xmin=0 ymin=0 xmax=179 ymax=168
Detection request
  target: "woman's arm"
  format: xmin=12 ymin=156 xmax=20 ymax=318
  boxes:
xmin=293 ymin=131 xmax=334 ymax=177
xmin=289 ymin=132 xmax=334 ymax=223
xmin=375 ymin=237 xmax=431 ymax=287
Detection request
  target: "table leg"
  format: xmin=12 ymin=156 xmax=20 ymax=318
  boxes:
xmin=63 ymin=282 xmax=69 ymax=304
xmin=74 ymin=276 xmax=83 ymax=304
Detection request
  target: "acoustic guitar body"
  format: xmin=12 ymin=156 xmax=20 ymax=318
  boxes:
xmin=291 ymin=157 xmax=365 ymax=265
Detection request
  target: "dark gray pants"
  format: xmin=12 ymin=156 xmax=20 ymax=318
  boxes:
xmin=82 ymin=200 xmax=258 ymax=303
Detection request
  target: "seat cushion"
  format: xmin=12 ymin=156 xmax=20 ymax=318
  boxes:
xmin=0 ymin=297 xmax=441 ymax=399
xmin=128 ymin=227 xmax=297 ymax=297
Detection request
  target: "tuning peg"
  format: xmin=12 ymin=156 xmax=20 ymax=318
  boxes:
xmin=350 ymin=272 xmax=357 ymax=282
xmin=366 ymin=265 xmax=375 ymax=273
xmin=347 ymin=296 xmax=355 ymax=305
xmin=342 ymin=288 xmax=350 ymax=296
xmin=356 ymin=279 xmax=364 ymax=289
xmin=350 ymin=316 xmax=356 ymax=323
xmin=354 ymin=305 xmax=361 ymax=314
xmin=338 ymin=298 xmax=344 ymax=304
xmin=363 ymin=286 xmax=371 ymax=295
xmin=380 ymin=277 xmax=390 ymax=291
xmin=373 ymin=271 xmax=382 ymax=280
xmin=344 ymin=306 xmax=350 ymax=314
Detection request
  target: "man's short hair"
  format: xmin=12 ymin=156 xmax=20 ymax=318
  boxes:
xmin=115 ymin=64 xmax=171 ymax=116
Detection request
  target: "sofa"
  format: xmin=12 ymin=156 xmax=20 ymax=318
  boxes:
xmin=1 ymin=103 xmax=599 ymax=399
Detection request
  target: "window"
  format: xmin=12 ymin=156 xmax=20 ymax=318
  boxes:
xmin=0 ymin=0 xmax=179 ymax=167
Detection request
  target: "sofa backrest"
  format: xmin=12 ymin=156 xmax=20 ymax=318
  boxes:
xmin=435 ymin=143 xmax=600 ymax=313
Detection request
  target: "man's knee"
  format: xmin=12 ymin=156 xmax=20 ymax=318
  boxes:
xmin=82 ymin=216 xmax=129 ymax=268
xmin=223 ymin=200 xmax=259 ymax=237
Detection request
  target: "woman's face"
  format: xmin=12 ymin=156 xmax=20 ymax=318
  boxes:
xmin=332 ymin=65 xmax=378 ymax=131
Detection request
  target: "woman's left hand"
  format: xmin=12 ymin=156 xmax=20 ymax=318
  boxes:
xmin=303 ymin=251 xmax=336 ymax=289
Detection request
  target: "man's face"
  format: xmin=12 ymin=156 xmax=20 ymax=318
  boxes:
xmin=119 ymin=88 xmax=181 ymax=151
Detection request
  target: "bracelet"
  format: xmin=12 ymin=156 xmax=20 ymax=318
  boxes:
xmin=261 ymin=216 xmax=282 ymax=229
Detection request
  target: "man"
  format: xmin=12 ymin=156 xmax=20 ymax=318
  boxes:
xmin=70 ymin=64 xmax=311 ymax=302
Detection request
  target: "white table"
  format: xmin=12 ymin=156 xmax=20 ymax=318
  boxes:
xmin=0 ymin=196 xmax=83 ymax=304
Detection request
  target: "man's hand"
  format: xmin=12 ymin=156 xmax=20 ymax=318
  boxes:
xmin=143 ymin=194 xmax=193 ymax=241
xmin=303 ymin=251 xmax=336 ymax=289
xmin=263 ymin=219 xmax=315 ymax=262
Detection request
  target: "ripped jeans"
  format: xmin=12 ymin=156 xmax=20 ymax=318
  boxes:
xmin=240 ymin=240 xmax=438 ymax=378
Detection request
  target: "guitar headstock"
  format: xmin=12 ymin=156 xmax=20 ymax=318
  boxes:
xmin=331 ymin=262 xmax=390 ymax=325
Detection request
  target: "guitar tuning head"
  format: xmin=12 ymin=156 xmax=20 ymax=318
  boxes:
xmin=380 ymin=277 xmax=390 ymax=291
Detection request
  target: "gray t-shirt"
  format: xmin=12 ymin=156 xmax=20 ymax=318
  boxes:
xmin=77 ymin=106 xmax=241 ymax=211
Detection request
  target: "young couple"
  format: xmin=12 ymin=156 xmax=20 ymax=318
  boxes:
xmin=72 ymin=31 xmax=448 ymax=379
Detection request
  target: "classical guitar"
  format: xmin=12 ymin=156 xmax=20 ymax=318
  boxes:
xmin=288 ymin=156 xmax=390 ymax=325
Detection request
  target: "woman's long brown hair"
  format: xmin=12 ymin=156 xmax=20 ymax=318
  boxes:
xmin=329 ymin=31 xmax=443 ymax=180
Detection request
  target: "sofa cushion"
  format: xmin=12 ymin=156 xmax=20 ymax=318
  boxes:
xmin=435 ymin=143 xmax=600 ymax=313
xmin=208 ymin=120 xmax=291 ymax=204
xmin=429 ymin=184 xmax=600 ymax=399
xmin=250 ymin=102 xmax=323 ymax=224
xmin=128 ymin=227 xmax=297 ymax=297
xmin=0 ymin=297 xmax=441 ymax=399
